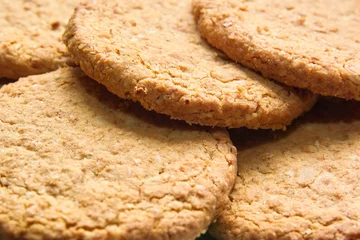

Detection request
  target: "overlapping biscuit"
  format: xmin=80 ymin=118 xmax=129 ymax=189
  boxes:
xmin=193 ymin=0 xmax=360 ymax=100
xmin=210 ymin=98 xmax=360 ymax=240
xmin=0 ymin=0 xmax=79 ymax=79
xmin=64 ymin=0 xmax=316 ymax=129
xmin=0 ymin=67 xmax=237 ymax=240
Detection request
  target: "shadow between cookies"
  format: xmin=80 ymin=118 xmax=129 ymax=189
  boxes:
xmin=229 ymin=96 xmax=360 ymax=153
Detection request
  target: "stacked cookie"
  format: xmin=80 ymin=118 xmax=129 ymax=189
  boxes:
xmin=0 ymin=0 xmax=359 ymax=240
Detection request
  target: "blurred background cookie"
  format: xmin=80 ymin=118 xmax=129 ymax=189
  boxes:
xmin=0 ymin=0 xmax=79 ymax=79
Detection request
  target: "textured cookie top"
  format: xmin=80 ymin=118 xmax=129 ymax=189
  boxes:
xmin=193 ymin=0 xmax=360 ymax=100
xmin=210 ymin=98 xmax=360 ymax=240
xmin=63 ymin=0 xmax=316 ymax=129
xmin=0 ymin=0 xmax=78 ymax=79
xmin=0 ymin=68 xmax=237 ymax=240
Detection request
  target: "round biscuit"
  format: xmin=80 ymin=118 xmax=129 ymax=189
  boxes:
xmin=193 ymin=0 xmax=360 ymax=100
xmin=210 ymin=98 xmax=360 ymax=240
xmin=0 ymin=67 xmax=237 ymax=240
xmin=63 ymin=0 xmax=317 ymax=129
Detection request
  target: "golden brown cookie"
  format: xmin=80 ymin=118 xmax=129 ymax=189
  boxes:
xmin=0 ymin=67 xmax=237 ymax=240
xmin=0 ymin=0 xmax=78 ymax=79
xmin=63 ymin=0 xmax=317 ymax=130
xmin=193 ymin=0 xmax=360 ymax=100
xmin=210 ymin=98 xmax=360 ymax=240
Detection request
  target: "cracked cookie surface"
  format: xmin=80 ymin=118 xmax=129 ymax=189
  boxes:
xmin=193 ymin=0 xmax=360 ymax=100
xmin=63 ymin=0 xmax=316 ymax=129
xmin=0 ymin=67 xmax=237 ymax=240
xmin=0 ymin=0 xmax=78 ymax=79
xmin=210 ymin=98 xmax=360 ymax=240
